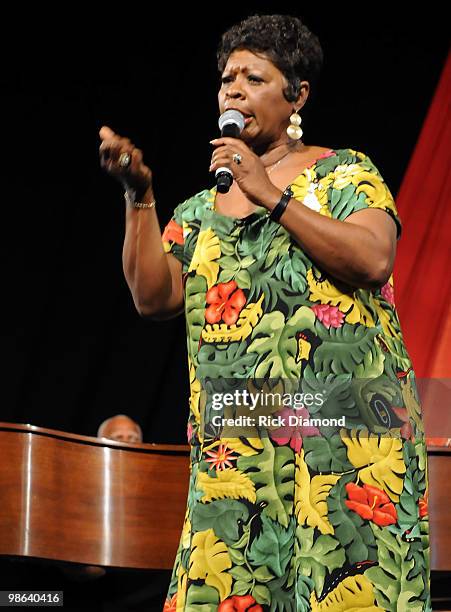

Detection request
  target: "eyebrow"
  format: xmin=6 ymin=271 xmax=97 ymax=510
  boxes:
xmin=222 ymin=65 xmax=266 ymax=75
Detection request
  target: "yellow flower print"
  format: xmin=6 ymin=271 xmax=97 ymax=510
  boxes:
xmin=188 ymin=529 xmax=232 ymax=600
xmin=307 ymin=268 xmax=376 ymax=327
xmin=330 ymin=156 xmax=398 ymax=218
xmin=188 ymin=227 xmax=221 ymax=288
xmin=332 ymin=163 xmax=363 ymax=190
xmin=317 ymin=169 xmax=334 ymax=189
xmin=290 ymin=169 xmax=312 ymax=202
xmin=313 ymin=182 xmax=331 ymax=214
xmin=303 ymin=187 xmax=332 ymax=217
xmin=374 ymin=299 xmax=401 ymax=339
xmin=182 ymin=221 xmax=192 ymax=239
xmin=181 ymin=507 xmax=191 ymax=549
xmin=296 ymin=332 xmax=312 ymax=363
xmin=355 ymin=172 xmax=397 ymax=219
xmin=347 ymin=148 xmax=360 ymax=157
xmin=310 ymin=573 xmax=384 ymax=611
xmin=188 ymin=357 xmax=201 ymax=426
xmin=175 ymin=565 xmax=187 ymax=611
xmin=291 ymin=168 xmax=331 ymax=217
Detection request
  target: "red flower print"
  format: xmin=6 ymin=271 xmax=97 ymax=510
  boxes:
xmin=163 ymin=593 xmax=177 ymax=611
xmin=311 ymin=304 xmax=345 ymax=329
xmin=419 ymin=491 xmax=428 ymax=518
xmin=306 ymin=149 xmax=336 ymax=168
xmin=391 ymin=406 xmax=414 ymax=440
xmin=186 ymin=421 xmax=193 ymax=443
xmin=395 ymin=367 xmax=413 ymax=380
xmin=205 ymin=443 xmax=238 ymax=471
xmin=218 ymin=594 xmax=263 ymax=612
xmin=269 ymin=406 xmax=321 ymax=452
xmin=205 ymin=280 xmax=246 ymax=325
xmin=381 ymin=281 xmax=395 ymax=305
xmin=345 ymin=482 xmax=397 ymax=526
xmin=162 ymin=219 xmax=184 ymax=245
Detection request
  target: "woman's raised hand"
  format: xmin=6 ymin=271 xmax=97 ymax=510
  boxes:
xmin=209 ymin=137 xmax=281 ymax=208
xmin=99 ymin=126 xmax=153 ymax=198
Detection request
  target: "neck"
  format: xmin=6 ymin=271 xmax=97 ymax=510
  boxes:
xmin=252 ymin=139 xmax=305 ymax=167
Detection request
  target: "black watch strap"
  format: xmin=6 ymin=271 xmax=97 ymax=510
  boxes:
xmin=268 ymin=186 xmax=293 ymax=222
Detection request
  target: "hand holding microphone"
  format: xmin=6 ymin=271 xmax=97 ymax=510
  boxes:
xmin=214 ymin=110 xmax=246 ymax=193
xmin=210 ymin=111 xmax=283 ymax=207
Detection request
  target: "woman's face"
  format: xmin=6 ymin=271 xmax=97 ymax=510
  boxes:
xmin=218 ymin=49 xmax=307 ymax=148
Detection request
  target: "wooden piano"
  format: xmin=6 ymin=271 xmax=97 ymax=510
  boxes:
xmin=0 ymin=422 xmax=190 ymax=570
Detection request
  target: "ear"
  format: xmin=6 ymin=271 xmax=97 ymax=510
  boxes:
xmin=295 ymin=81 xmax=310 ymax=111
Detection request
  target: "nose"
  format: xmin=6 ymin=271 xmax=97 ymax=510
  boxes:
xmin=225 ymin=76 xmax=246 ymax=101
xmin=226 ymin=88 xmax=245 ymax=100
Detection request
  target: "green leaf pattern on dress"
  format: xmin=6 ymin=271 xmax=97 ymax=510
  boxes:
xmin=161 ymin=149 xmax=431 ymax=610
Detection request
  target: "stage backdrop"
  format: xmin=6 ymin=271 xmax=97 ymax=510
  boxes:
xmin=395 ymin=52 xmax=451 ymax=378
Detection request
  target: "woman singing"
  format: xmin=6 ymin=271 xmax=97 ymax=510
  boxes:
xmin=100 ymin=14 xmax=430 ymax=611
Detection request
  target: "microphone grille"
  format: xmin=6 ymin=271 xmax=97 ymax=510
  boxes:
xmin=218 ymin=109 xmax=245 ymax=133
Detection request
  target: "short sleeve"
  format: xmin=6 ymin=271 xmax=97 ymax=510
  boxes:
xmin=327 ymin=149 xmax=402 ymax=240
xmin=162 ymin=202 xmax=185 ymax=264
xmin=161 ymin=189 xmax=211 ymax=270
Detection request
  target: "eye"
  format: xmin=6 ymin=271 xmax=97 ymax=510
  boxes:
xmin=248 ymin=75 xmax=263 ymax=83
xmin=221 ymin=75 xmax=232 ymax=84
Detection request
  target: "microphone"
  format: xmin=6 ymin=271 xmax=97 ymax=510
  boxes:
xmin=215 ymin=109 xmax=245 ymax=194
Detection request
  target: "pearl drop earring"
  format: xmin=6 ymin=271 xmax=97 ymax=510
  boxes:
xmin=287 ymin=110 xmax=303 ymax=140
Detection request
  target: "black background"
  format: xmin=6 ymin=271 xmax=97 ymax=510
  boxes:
xmin=0 ymin=5 xmax=448 ymax=610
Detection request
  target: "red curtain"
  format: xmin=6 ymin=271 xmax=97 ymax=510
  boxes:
xmin=394 ymin=51 xmax=451 ymax=378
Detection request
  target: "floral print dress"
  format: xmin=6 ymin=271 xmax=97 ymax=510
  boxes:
xmin=161 ymin=148 xmax=431 ymax=611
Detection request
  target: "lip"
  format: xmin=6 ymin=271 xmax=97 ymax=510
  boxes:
xmin=224 ymin=107 xmax=253 ymax=118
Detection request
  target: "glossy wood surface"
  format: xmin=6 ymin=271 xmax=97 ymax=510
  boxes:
xmin=0 ymin=422 xmax=190 ymax=569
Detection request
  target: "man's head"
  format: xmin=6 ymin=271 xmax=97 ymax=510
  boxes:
xmin=97 ymin=414 xmax=143 ymax=444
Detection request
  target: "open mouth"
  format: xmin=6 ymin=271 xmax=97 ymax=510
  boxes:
xmin=226 ymin=109 xmax=253 ymax=120
xmin=223 ymin=108 xmax=254 ymax=128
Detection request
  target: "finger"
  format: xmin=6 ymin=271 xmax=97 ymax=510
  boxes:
xmin=210 ymin=137 xmax=243 ymax=147
xmin=210 ymin=156 xmax=233 ymax=173
xmin=132 ymin=148 xmax=143 ymax=165
xmin=210 ymin=145 xmax=231 ymax=164
xmin=99 ymin=125 xmax=116 ymax=141
xmin=99 ymin=139 xmax=121 ymax=165
xmin=99 ymin=139 xmax=115 ymax=159
xmin=100 ymin=139 xmax=132 ymax=163
xmin=99 ymin=141 xmax=113 ymax=166
xmin=100 ymin=142 xmax=134 ymax=173
xmin=211 ymin=147 xmax=240 ymax=164
xmin=125 ymin=148 xmax=143 ymax=176
xmin=99 ymin=138 xmax=123 ymax=154
xmin=103 ymin=157 xmax=121 ymax=177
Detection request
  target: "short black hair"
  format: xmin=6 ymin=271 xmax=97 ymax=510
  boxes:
xmin=217 ymin=14 xmax=323 ymax=104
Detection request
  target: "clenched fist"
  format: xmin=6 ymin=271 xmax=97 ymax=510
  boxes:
xmin=99 ymin=126 xmax=153 ymax=198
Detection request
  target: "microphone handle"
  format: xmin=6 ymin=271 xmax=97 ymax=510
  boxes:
xmin=221 ymin=123 xmax=240 ymax=138
xmin=215 ymin=121 xmax=241 ymax=194
xmin=215 ymin=167 xmax=233 ymax=194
